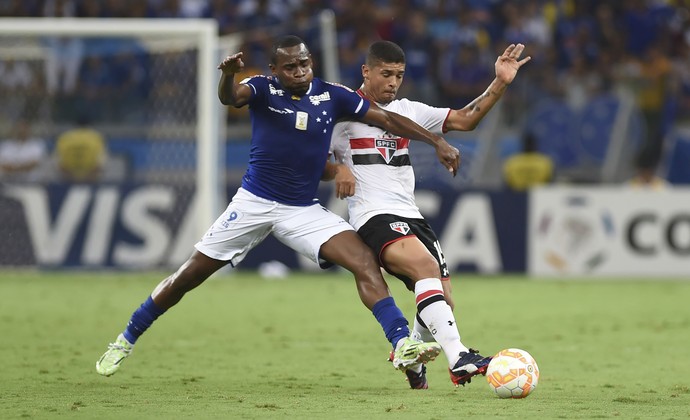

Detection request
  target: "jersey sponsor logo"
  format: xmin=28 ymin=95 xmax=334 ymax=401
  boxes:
xmin=389 ymin=221 xmax=410 ymax=235
xmin=268 ymin=106 xmax=295 ymax=115
xmin=309 ymin=91 xmax=331 ymax=105
xmin=376 ymin=139 xmax=398 ymax=164
xmin=269 ymin=84 xmax=285 ymax=96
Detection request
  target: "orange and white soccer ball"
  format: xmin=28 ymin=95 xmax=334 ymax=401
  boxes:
xmin=486 ymin=348 xmax=540 ymax=398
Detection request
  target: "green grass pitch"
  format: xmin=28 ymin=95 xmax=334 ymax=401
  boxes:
xmin=1 ymin=271 xmax=688 ymax=419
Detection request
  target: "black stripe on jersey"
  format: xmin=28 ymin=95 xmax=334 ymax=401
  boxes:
xmin=352 ymin=154 xmax=411 ymax=166
xmin=417 ymin=294 xmax=445 ymax=312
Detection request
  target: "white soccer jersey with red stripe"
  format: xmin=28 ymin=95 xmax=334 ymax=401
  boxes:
xmin=330 ymin=96 xmax=450 ymax=230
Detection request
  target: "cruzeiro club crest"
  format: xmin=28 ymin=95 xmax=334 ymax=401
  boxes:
xmin=389 ymin=221 xmax=410 ymax=235
xmin=376 ymin=139 xmax=398 ymax=164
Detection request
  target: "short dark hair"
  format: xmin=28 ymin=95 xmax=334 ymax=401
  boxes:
xmin=271 ymin=35 xmax=307 ymax=64
xmin=366 ymin=40 xmax=405 ymax=67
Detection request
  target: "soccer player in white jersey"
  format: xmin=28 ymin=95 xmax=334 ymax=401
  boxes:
xmin=95 ymin=36 xmax=461 ymax=378
xmin=328 ymin=40 xmax=530 ymax=389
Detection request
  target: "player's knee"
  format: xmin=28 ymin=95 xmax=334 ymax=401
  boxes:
xmin=347 ymin=243 xmax=380 ymax=272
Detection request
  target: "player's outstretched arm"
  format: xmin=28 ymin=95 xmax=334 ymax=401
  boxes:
xmin=445 ymin=43 xmax=531 ymax=132
xmin=360 ymin=102 xmax=460 ymax=176
xmin=217 ymin=52 xmax=252 ymax=107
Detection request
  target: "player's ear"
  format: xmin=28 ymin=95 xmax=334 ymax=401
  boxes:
xmin=362 ymin=64 xmax=369 ymax=79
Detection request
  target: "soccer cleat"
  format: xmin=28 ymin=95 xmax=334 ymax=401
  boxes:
xmin=392 ymin=337 xmax=441 ymax=371
xmin=449 ymin=348 xmax=492 ymax=387
xmin=405 ymin=364 xmax=428 ymax=389
xmin=387 ymin=343 xmax=433 ymax=389
xmin=96 ymin=334 xmax=133 ymax=376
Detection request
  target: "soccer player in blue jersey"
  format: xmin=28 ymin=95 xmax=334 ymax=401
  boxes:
xmin=95 ymin=35 xmax=460 ymax=378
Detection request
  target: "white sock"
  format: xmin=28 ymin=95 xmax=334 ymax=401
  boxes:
xmin=117 ymin=333 xmax=133 ymax=347
xmin=414 ymin=278 xmax=468 ymax=367
xmin=412 ymin=315 xmax=435 ymax=343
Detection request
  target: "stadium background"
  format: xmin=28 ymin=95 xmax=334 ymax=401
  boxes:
xmin=0 ymin=0 xmax=689 ymax=277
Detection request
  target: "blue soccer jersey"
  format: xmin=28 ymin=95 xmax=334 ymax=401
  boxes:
xmin=239 ymin=76 xmax=370 ymax=205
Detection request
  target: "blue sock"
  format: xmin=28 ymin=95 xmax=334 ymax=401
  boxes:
xmin=122 ymin=296 xmax=166 ymax=344
xmin=371 ymin=296 xmax=410 ymax=349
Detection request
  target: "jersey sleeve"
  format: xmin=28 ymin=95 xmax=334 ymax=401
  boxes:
xmin=400 ymin=98 xmax=450 ymax=134
xmin=239 ymin=75 xmax=268 ymax=105
xmin=329 ymin=121 xmax=350 ymax=163
xmin=328 ymin=82 xmax=370 ymax=119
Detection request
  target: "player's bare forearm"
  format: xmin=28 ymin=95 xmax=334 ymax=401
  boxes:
xmin=217 ymin=73 xmax=236 ymax=105
xmin=449 ymin=78 xmax=508 ymax=131
xmin=217 ymin=52 xmax=250 ymax=106
xmin=362 ymin=104 xmax=459 ymax=176
xmin=217 ymin=73 xmax=251 ymax=107
xmin=384 ymin=110 xmax=446 ymax=148
xmin=384 ymin=111 xmax=460 ymax=176
xmin=322 ymin=161 xmax=355 ymax=198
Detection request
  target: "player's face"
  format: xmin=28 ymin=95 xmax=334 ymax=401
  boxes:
xmin=270 ymin=44 xmax=314 ymax=96
xmin=362 ymin=61 xmax=405 ymax=104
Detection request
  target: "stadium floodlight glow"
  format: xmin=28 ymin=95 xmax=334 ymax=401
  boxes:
xmin=0 ymin=18 xmax=223 ymax=237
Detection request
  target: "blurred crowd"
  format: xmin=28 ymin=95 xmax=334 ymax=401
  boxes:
xmin=1 ymin=0 xmax=690 ymax=183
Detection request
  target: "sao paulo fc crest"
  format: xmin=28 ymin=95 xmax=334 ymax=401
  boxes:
xmin=376 ymin=139 xmax=397 ymax=164
xmin=389 ymin=222 xmax=410 ymax=235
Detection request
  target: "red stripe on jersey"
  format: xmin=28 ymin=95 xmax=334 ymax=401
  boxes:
xmin=350 ymin=138 xmax=375 ymax=149
xmin=350 ymin=137 xmax=410 ymax=150
xmin=415 ymin=289 xmax=444 ymax=305
xmin=441 ymin=109 xmax=452 ymax=133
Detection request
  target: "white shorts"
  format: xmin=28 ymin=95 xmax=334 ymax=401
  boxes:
xmin=195 ymin=188 xmax=353 ymax=268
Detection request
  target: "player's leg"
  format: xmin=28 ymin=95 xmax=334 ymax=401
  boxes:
xmin=320 ymin=230 xmax=441 ymax=370
xmin=272 ymin=204 xmax=440 ymax=370
xmin=320 ymin=230 xmax=389 ymax=309
xmin=95 ymin=252 xmax=227 ymax=376
xmin=382 ymin=236 xmax=469 ymax=359
xmin=385 ymin=230 xmax=491 ymax=386
xmin=361 ymin=215 xmax=491 ymax=386
xmin=96 ymin=188 xmax=273 ymax=376
xmin=151 ymin=251 xmax=228 ymax=309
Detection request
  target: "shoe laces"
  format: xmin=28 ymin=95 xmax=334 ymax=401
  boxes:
xmin=458 ymin=348 xmax=485 ymax=364
xmin=106 ymin=340 xmax=132 ymax=355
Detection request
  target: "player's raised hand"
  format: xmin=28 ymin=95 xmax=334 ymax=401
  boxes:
xmin=495 ymin=44 xmax=531 ymax=85
xmin=218 ymin=52 xmax=245 ymax=74
xmin=435 ymin=140 xmax=461 ymax=177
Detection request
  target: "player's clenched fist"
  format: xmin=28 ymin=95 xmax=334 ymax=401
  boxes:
xmin=218 ymin=52 xmax=245 ymax=74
